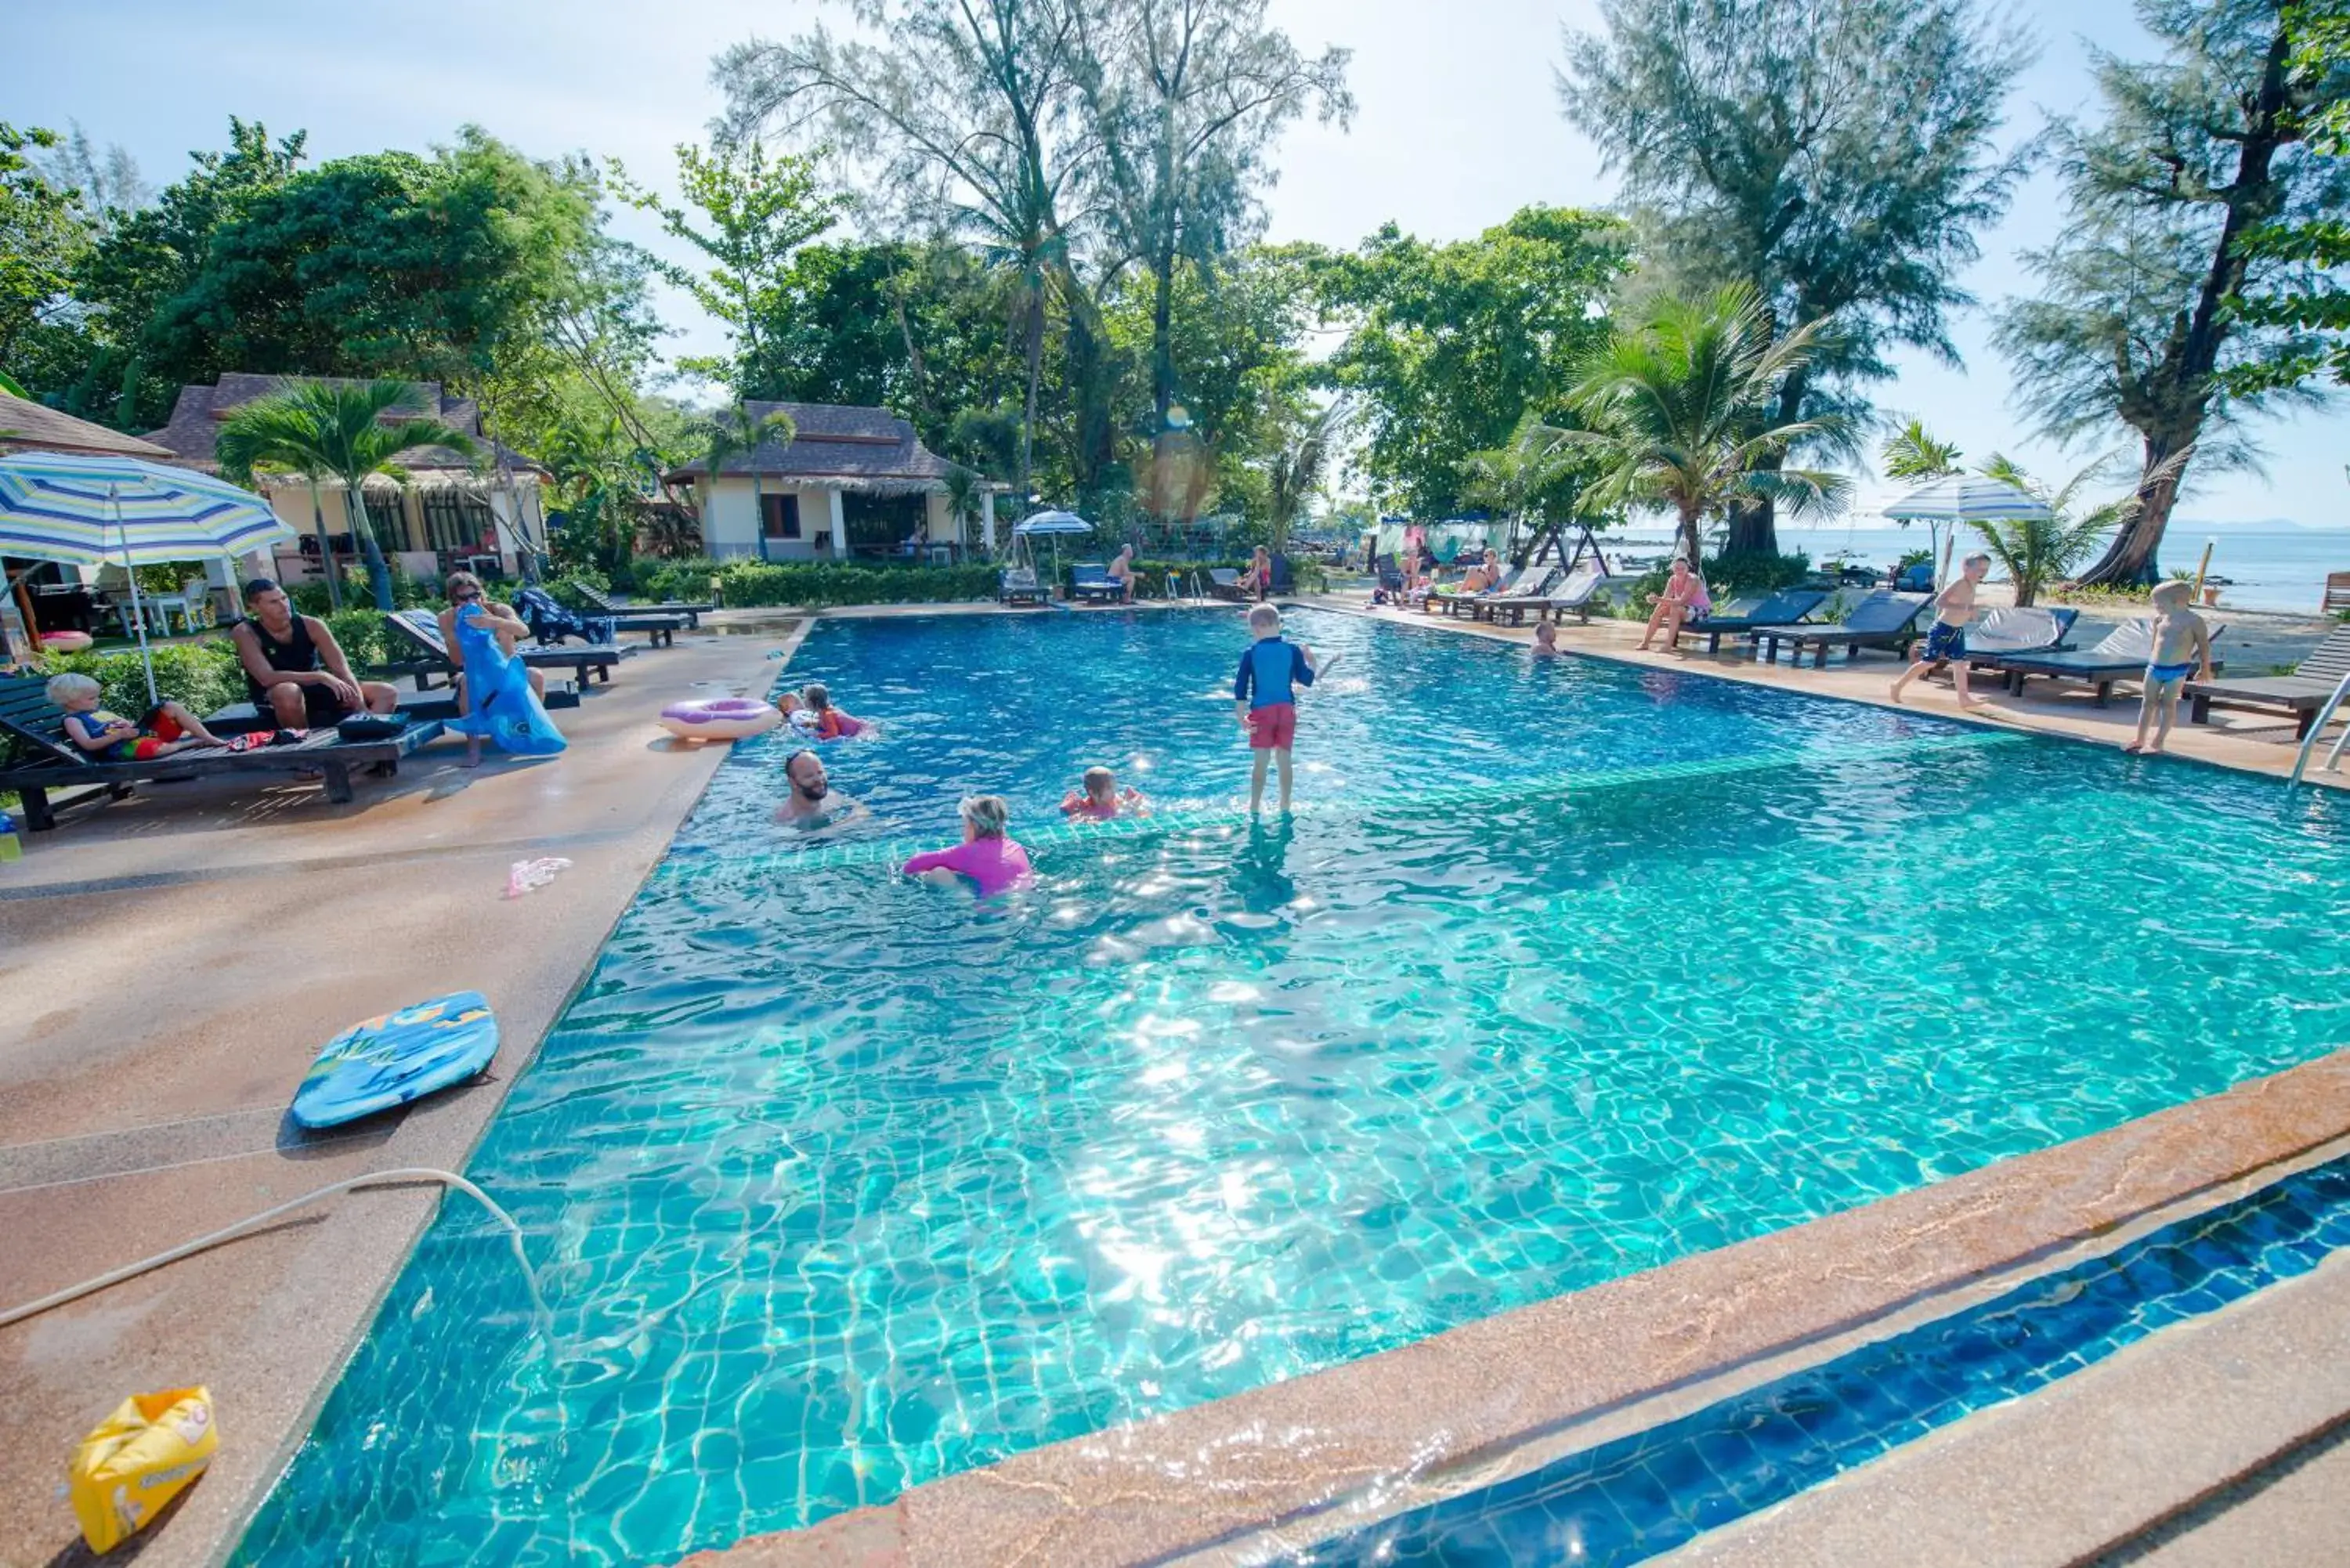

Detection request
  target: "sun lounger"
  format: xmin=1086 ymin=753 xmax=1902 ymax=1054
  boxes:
xmin=1988 ymin=618 xmax=2225 ymax=706
xmin=1749 ymin=591 xmax=1929 ymax=666
xmin=205 ymin=682 xmax=579 ymax=732
xmin=519 ymin=585 xmax=678 ymax=647
xmin=1496 ymin=563 xmax=1614 ymax=626
xmin=999 ymin=565 xmax=1049 ymax=605
xmin=0 ymin=674 xmax=443 ymax=832
xmin=1207 ymin=568 xmax=1249 ymax=602
xmin=386 ymin=609 xmax=618 ymax=688
xmin=572 ymin=580 xmax=710 ymax=628
xmin=1427 ymin=565 xmax=1524 ymax=618
xmin=1958 ymin=605 xmax=2080 ymax=660
xmin=2324 ymin=572 xmax=2350 ymax=615
xmin=1670 ymin=588 xmax=1831 ymax=653
xmin=1070 ymin=562 xmax=1126 ymax=603
xmin=2186 ymin=624 xmax=2350 ymax=737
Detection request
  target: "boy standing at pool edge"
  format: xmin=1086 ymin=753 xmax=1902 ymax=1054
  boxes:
xmin=1235 ymin=605 xmax=1332 ymax=815
xmin=2128 ymin=580 xmax=2215 ymax=755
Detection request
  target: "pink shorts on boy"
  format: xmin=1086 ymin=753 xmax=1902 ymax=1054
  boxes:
xmin=1248 ymin=702 xmax=1296 ymax=750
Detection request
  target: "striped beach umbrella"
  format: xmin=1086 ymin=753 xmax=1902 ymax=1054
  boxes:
xmin=0 ymin=453 xmax=292 ymax=704
xmin=1882 ymin=475 xmax=2050 ymax=593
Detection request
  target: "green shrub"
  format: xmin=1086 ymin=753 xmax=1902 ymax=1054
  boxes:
xmin=1703 ymin=549 xmax=1813 ymax=594
xmin=322 ymin=609 xmax=392 ymax=670
xmin=287 ymin=563 xmax=438 ymax=616
xmin=42 ymin=638 xmax=246 ymax=717
xmin=709 ymin=562 xmax=1004 ymax=608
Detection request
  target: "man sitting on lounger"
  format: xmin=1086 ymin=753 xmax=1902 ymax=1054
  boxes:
xmin=231 ymin=578 xmax=399 ymax=730
xmin=1107 ymin=545 xmax=1138 ymax=602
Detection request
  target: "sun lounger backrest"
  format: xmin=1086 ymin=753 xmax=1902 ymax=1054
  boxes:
xmin=1965 ymin=605 xmax=2066 ymax=654
xmin=1209 ymin=568 xmax=1240 ymax=587
xmin=2081 ymin=618 xmax=2154 ymax=659
xmin=1760 ymin=587 xmax=1829 ymax=623
xmin=570 ymin=580 xmax=617 ymax=610
xmin=2297 ymin=623 xmax=2350 ymax=681
xmin=1003 ymin=565 xmax=1039 ymax=588
xmin=388 ymin=607 xmax=452 ymax=659
xmin=1550 ymin=562 xmax=1606 ymax=603
xmin=1072 ymin=562 xmax=1108 ymax=583
xmin=1710 ymin=593 xmax=1771 ymax=621
xmin=1840 ymin=591 xmax=1929 ymax=633
xmin=0 ymin=674 xmax=89 ymax=768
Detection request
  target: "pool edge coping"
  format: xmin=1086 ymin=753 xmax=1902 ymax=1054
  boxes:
xmin=675 ymin=1043 xmax=2350 ymax=1568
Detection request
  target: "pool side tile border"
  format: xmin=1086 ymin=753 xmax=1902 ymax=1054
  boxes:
xmin=676 ymin=1046 xmax=2350 ymax=1568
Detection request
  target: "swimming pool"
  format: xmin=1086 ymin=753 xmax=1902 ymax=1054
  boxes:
xmin=236 ymin=607 xmax=2350 ymax=1565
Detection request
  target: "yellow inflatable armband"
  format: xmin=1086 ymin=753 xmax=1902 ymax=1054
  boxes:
xmin=69 ymin=1386 xmax=217 ymax=1554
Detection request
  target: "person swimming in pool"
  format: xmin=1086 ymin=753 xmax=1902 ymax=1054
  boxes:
xmin=1531 ymin=620 xmax=1561 ymax=656
xmin=902 ymin=794 xmax=1032 ymax=896
xmin=2128 ymin=580 xmax=2214 ymax=756
xmin=1061 ymin=764 xmax=1148 ymax=820
xmin=773 ymin=748 xmax=864 ymax=830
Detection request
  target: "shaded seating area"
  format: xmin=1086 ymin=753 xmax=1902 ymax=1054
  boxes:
xmin=1070 ymin=562 xmax=1126 ymax=603
xmin=0 ymin=674 xmax=441 ymax=831
xmin=2186 ymin=624 xmax=2350 ymax=738
xmin=386 ymin=609 xmax=618 ymax=688
xmin=1668 ymin=587 xmax=1830 ymax=654
xmin=1749 ymin=591 xmax=1929 ymax=666
xmin=571 ymin=579 xmax=710 ymax=629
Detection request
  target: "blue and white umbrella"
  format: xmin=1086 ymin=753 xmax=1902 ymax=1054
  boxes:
xmin=1883 ymin=475 xmax=2049 ymax=592
xmin=1014 ymin=509 xmax=1094 ymax=577
xmin=0 ymin=452 xmax=293 ymax=704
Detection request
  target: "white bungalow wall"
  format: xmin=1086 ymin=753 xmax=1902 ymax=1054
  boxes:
xmin=701 ymin=479 xmax=951 ymax=561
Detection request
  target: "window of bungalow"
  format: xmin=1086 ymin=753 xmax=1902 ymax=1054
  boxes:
xmin=421 ymin=490 xmax=497 ymax=554
xmin=762 ymin=493 xmax=801 ymax=540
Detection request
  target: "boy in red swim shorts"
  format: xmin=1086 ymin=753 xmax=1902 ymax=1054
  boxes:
xmin=1233 ymin=604 xmax=1332 ymax=815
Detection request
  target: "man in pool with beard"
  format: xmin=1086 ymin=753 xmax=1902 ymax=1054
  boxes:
xmin=773 ymin=748 xmax=864 ymax=831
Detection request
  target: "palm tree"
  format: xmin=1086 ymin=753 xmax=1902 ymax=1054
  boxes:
xmin=1972 ymin=450 xmax=2188 ymax=607
xmin=1881 ymin=420 xmax=1964 ymax=482
xmin=1556 ymin=284 xmax=1849 ymax=563
xmin=938 ymin=465 xmax=985 ymax=556
xmin=216 ymin=380 xmax=479 ymax=610
xmin=701 ymin=405 xmax=794 ymax=562
xmin=1263 ymin=401 xmax=1348 ymax=558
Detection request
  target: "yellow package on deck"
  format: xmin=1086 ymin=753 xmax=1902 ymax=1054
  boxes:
xmin=70 ymin=1387 xmax=217 ymax=1553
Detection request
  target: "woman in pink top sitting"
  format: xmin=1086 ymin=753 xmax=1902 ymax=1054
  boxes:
xmin=902 ymin=794 xmax=1033 ymax=897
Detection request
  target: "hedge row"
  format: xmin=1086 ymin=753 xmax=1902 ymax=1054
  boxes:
xmin=41 ymin=640 xmax=248 ymax=717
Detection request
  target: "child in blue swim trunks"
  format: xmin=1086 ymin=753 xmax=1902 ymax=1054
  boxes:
xmin=2128 ymin=580 xmax=2214 ymax=755
xmin=1889 ymin=554 xmax=1992 ymax=710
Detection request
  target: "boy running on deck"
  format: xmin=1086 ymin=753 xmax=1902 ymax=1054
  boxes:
xmin=1889 ymin=554 xmax=1993 ymax=710
xmin=1233 ymin=605 xmax=1332 ymax=815
xmin=2128 ymin=580 xmax=2215 ymax=755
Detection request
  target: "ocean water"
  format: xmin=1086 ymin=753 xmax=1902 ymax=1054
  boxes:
xmin=233 ymin=608 xmax=2350 ymax=1566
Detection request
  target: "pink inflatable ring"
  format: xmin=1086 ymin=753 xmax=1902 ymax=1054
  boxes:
xmin=40 ymin=630 xmax=94 ymax=654
xmin=659 ymin=697 xmax=779 ymax=742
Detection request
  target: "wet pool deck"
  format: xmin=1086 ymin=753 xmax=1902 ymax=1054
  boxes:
xmin=0 ymin=595 xmax=2341 ymax=1567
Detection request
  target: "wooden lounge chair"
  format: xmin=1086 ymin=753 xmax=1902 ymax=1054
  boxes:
xmin=1496 ymin=563 xmax=1611 ymax=627
xmin=523 ymin=585 xmax=679 ymax=647
xmin=1206 ymin=568 xmax=1249 ymax=602
xmin=999 ymin=565 xmax=1050 ymax=605
xmin=1669 ymin=587 xmax=1831 ymax=653
xmin=1069 ymin=562 xmax=1127 ymax=603
xmin=205 ymin=682 xmax=579 ymax=732
xmin=1749 ymin=591 xmax=1929 ymax=666
xmin=1958 ymin=605 xmax=2079 ymax=660
xmin=1472 ymin=567 xmax=1566 ymax=626
xmin=385 ymin=609 xmax=618 ymax=688
xmin=1988 ymin=619 xmax=2224 ymax=706
xmin=0 ymin=674 xmax=443 ymax=832
xmin=571 ymin=579 xmax=710 ymax=628
xmin=1429 ymin=565 xmax=1524 ymax=618
xmin=2186 ymin=624 xmax=2350 ymax=738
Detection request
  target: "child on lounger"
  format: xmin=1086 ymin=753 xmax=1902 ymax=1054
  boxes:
xmin=2128 ymin=580 xmax=2214 ymax=756
xmin=1889 ymin=554 xmax=1992 ymax=710
xmin=47 ymin=673 xmax=222 ymax=758
xmin=1061 ymin=764 xmax=1148 ymax=820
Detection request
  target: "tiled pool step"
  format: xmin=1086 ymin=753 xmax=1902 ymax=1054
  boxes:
xmin=1285 ymin=1151 xmax=2350 ymax=1567
xmin=655 ymin=728 xmax=2024 ymax=882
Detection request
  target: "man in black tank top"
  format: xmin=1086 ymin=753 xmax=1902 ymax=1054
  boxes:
xmin=230 ymin=578 xmax=400 ymax=729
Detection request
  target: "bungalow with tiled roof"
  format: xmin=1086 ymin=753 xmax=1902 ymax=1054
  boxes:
xmin=0 ymin=392 xmax=176 ymax=460
xmin=145 ymin=374 xmax=551 ymax=586
xmin=663 ymin=401 xmax=974 ymax=562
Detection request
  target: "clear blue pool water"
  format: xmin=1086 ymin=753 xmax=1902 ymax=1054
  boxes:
xmin=237 ymin=608 xmax=2350 ymax=1566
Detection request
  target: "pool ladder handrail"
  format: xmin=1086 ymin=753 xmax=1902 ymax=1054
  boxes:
xmin=2287 ymin=666 xmax=2350 ymax=788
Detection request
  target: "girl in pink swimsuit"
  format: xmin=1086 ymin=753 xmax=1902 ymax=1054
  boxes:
xmin=902 ymin=794 xmax=1033 ymax=897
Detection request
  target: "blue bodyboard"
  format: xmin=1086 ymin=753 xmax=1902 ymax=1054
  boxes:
xmin=291 ymin=992 xmax=498 ymax=1129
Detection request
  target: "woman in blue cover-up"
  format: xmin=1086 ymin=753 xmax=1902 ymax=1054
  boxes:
xmin=439 ymin=572 xmax=566 ymax=765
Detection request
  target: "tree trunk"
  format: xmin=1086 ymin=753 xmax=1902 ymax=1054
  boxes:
xmin=1678 ymin=502 xmax=1705 ymax=565
xmin=2081 ymin=429 xmax=2188 ymax=587
xmin=1728 ymin=367 xmax=1807 ymax=560
xmin=754 ymin=471 xmax=768 ymax=564
xmin=349 ymin=479 xmax=395 ymax=611
xmin=1018 ymin=264 xmax=1043 ymax=505
xmin=309 ymin=481 xmax=342 ymax=611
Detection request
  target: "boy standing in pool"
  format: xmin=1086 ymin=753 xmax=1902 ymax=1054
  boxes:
xmin=1889 ymin=553 xmax=1992 ymax=710
xmin=2128 ymin=580 xmax=2215 ymax=756
xmin=1234 ymin=605 xmax=1332 ymax=815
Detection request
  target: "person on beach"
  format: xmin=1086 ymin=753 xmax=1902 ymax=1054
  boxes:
xmin=1889 ymin=554 xmax=1993 ymax=710
xmin=1061 ymin=764 xmax=1148 ymax=820
xmin=1234 ymin=603 xmax=1332 ymax=815
xmin=1637 ymin=558 xmax=1708 ymax=652
xmin=902 ymin=793 xmax=1032 ymax=896
xmin=48 ymin=673 xmax=223 ymax=757
xmin=2128 ymin=580 xmax=2216 ymax=755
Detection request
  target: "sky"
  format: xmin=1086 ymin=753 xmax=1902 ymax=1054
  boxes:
xmin=13 ymin=0 xmax=2347 ymax=529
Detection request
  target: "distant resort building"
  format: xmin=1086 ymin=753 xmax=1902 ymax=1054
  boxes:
xmin=144 ymin=374 xmax=552 ymax=587
xmin=663 ymin=401 xmax=974 ymax=562
xmin=0 ymin=392 xmax=176 ymax=460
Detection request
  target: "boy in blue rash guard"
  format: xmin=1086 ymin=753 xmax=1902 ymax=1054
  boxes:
xmin=1233 ymin=604 xmax=1336 ymax=815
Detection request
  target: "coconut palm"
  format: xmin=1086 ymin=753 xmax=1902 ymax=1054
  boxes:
xmin=938 ymin=464 xmax=985 ymax=555
xmin=1263 ymin=401 xmax=1348 ymax=558
xmin=216 ymin=380 xmax=479 ymax=610
xmin=1972 ymin=450 xmax=2189 ymax=607
xmin=1880 ymin=419 xmax=1965 ymax=482
xmin=1554 ymin=284 xmax=1849 ymax=562
xmin=701 ymin=405 xmax=795 ymax=562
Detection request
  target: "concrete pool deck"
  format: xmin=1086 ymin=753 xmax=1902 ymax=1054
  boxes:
xmin=0 ymin=594 xmax=2341 ymax=1567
